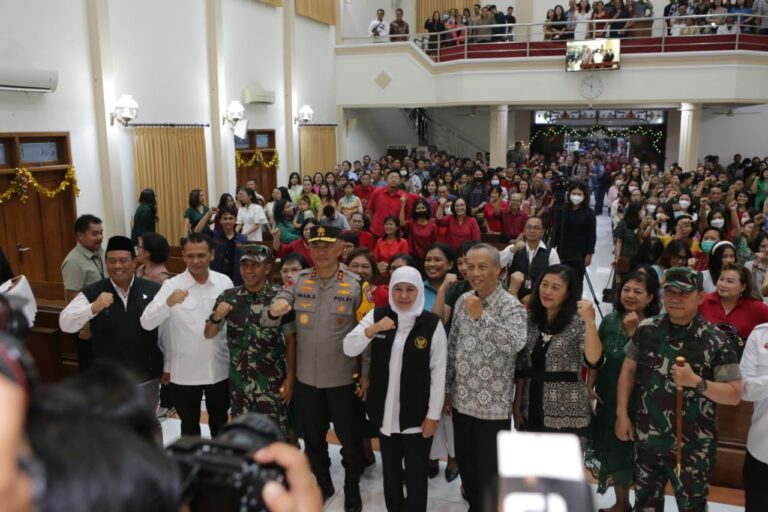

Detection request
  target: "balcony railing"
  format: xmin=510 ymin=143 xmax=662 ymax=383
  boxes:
xmin=341 ymin=14 xmax=768 ymax=62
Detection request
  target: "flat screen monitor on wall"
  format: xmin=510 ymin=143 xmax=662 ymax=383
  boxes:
xmin=566 ymin=39 xmax=621 ymax=72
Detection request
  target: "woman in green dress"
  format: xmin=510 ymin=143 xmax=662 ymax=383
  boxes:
xmin=184 ymin=188 xmax=214 ymax=237
xmin=585 ymin=270 xmax=660 ymax=512
xmin=131 ymin=188 xmax=158 ymax=246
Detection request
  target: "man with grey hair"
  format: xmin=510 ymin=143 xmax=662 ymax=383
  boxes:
xmin=446 ymin=243 xmax=527 ymax=511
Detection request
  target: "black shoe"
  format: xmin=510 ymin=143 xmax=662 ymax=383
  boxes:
xmin=364 ymin=454 xmax=376 ymax=468
xmin=445 ymin=467 xmax=460 ymax=482
xmin=428 ymin=464 xmax=440 ymax=479
xmin=319 ymin=482 xmax=335 ymax=503
xmin=343 ymin=483 xmax=362 ymax=512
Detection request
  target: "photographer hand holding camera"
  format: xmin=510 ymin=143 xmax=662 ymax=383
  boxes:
xmin=0 ymin=376 xmax=32 ymax=512
xmin=256 ymin=443 xmax=322 ymax=512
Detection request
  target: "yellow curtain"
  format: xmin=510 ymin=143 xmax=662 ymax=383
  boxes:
xmin=417 ymin=0 xmax=477 ymax=28
xmin=296 ymin=0 xmax=336 ymax=25
xmin=133 ymin=127 xmax=208 ymax=245
xmin=299 ymin=126 xmax=337 ymax=177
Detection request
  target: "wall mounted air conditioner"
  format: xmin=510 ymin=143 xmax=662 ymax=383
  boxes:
xmin=0 ymin=68 xmax=59 ymax=93
xmin=242 ymin=86 xmax=275 ymax=105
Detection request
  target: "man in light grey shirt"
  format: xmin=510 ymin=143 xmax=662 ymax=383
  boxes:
xmin=446 ymin=243 xmax=527 ymax=512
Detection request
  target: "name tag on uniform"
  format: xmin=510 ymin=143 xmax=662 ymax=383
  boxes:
xmin=373 ymin=334 xmax=386 ymax=339
xmin=250 ymin=304 xmax=263 ymax=315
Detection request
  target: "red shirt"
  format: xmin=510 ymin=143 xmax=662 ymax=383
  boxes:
xmin=698 ymin=293 xmax=768 ymax=340
xmin=484 ymin=201 xmax=509 ymax=233
xmin=368 ymin=188 xmax=416 ymax=238
xmin=354 ymin=184 xmax=376 ymax=211
xmin=405 ymin=219 xmax=438 ymax=259
xmin=373 ymin=237 xmax=409 ymax=263
xmin=500 ymin=208 xmax=528 ymax=241
xmin=437 ymin=215 xmax=481 ymax=251
xmin=277 ymin=239 xmax=314 ymax=266
xmin=347 ymin=229 xmax=375 ymax=251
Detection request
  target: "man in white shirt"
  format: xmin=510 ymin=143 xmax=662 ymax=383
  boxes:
xmin=502 ymin=216 xmax=560 ymax=304
xmin=141 ymin=232 xmax=234 ymax=437
xmin=368 ymin=9 xmax=389 ymax=41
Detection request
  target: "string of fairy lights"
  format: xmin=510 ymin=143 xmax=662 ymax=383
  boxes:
xmin=525 ymin=125 xmax=665 ymax=154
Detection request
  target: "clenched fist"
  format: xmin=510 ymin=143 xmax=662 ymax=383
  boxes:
xmin=91 ymin=292 xmax=114 ymax=314
xmin=464 ymin=295 xmax=483 ymax=320
xmin=622 ymin=311 xmax=640 ymax=336
xmin=440 ymin=273 xmax=458 ymax=291
xmin=212 ymin=302 xmax=233 ymax=322
xmin=270 ymin=298 xmax=292 ymax=317
xmin=166 ymin=289 xmax=189 ymax=307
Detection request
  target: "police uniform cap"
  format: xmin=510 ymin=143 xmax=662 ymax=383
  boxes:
xmin=307 ymin=225 xmax=340 ymax=244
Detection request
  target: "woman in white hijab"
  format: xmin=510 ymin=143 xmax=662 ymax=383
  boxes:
xmin=344 ymin=266 xmax=447 ymax=512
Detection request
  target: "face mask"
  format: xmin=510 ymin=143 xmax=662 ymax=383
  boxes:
xmin=491 ymin=179 xmax=500 ymax=186
xmin=628 ymin=186 xmax=638 ymax=192
xmin=400 ymin=170 xmax=408 ymax=177
xmin=711 ymin=218 xmax=725 ymax=229
xmin=444 ymin=206 xmax=452 ymax=215
xmin=474 ymin=177 xmax=483 ymax=183
xmin=646 ymin=204 xmax=657 ymax=214
xmin=569 ymin=194 xmax=584 ymax=205
xmin=615 ymin=180 xmax=624 ymax=186
xmin=742 ymin=214 xmax=751 ymax=224
xmin=414 ymin=210 xmax=430 ymax=220
xmin=701 ymin=240 xmax=716 ymax=254
xmin=679 ymin=199 xmax=691 ymax=210
xmin=673 ymin=211 xmax=683 ymax=219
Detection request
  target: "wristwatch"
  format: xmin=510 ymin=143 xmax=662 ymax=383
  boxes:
xmin=695 ymin=377 xmax=708 ymax=394
xmin=207 ymin=313 xmax=222 ymax=324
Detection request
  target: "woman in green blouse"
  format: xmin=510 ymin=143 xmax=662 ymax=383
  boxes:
xmin=131 ymin=188 xmax=158 ymax=246
xmin=184 ymin=188 xmax=214 ymax=236
xmin=271 ymin=199 xmax=300 ymax=244
xmin=585 ymin=270 xmax=660 ymax=512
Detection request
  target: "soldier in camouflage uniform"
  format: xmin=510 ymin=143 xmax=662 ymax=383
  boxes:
xmin=615 ymin=267 xmax=742 ymax=511
xmin=205 ymin=244 xmax=295 ymax=434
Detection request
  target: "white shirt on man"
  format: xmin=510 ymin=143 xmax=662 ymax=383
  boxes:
xmin=740 ymin=323 xmax=768 ymax=463
xmin=499 ymin=240 xmax=560 ymax=268
xmin=368 ymin=18 xmax=389 ymax=40
xmin=140 ymin=269 xmax=233 ymax=385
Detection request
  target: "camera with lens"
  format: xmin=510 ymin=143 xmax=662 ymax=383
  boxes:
xmin=168 ymin=412 xmax=288 ymax=512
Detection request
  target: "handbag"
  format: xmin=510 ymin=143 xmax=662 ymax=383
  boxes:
xmin=602 ymin=267 xmax=615 ymax=304
xmin=615 ymin=255 xmax=632 ymax=274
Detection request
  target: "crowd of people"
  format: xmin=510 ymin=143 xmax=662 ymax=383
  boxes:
xmin=35 ymin=142 xmax=768 ymax=512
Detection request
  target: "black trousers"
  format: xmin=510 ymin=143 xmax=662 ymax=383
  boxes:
xmin=295 ymin=380 xmax=364 ymax=485
xmin=173 ymin=379 xmax=230 ymax=437
xmin=379 ymin=431 xmax=432 ymax=512
xmin=453 ymin=409 xmax=508 ymax=512
xmin=744 ymin=450 xmax=768 ymax=512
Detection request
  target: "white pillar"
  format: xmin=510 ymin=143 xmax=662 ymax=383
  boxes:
xmin=284 ymin=0 xmax=297 ymax=176
xmin=678 ymin=103 xmax=701 ymax=172
xmin=86 ymin=0 xmax=125 ymax=235
xmin=489 ymin=105 xmax=509 ymax=169
xmin=206 ymin=0 xmax=233 ymax=199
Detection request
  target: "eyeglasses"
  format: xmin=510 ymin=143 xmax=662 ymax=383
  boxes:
xmin=526 ymin=225 xmax=543 ymax=230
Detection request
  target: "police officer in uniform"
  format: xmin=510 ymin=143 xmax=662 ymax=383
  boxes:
xmin=270 ymin=225 xmax=373 ymax=512
xmin=615 ymin=267 xmax=742 ymax=511
xmin=204 ymin=244 xmax=296 ymax=434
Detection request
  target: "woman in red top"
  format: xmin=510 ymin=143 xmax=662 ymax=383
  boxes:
xmin=699 ymin=263 xmax=768 ymax=341
xmin=347 ymin=248 xmax=389 ymax=307
xmin=483 ymin=186 xmax=509 ymax=234
xmin=373 ymin=216 xmax=409 ymax=274
xmin=435 ymin=197 xmax=481 ymax=251
xmin=274 ymin=217 xmax=318 ymax=266
xmin=348 ymin=211 xmax=376 ymax=251
xmin=401 ymin=198 xmax=438 ymax=260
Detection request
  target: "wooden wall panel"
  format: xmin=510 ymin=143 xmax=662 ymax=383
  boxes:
xmin=299 ymin=126 xmax=337 ymax=177
xmin=417 ymin=0 xmax=477 ymax=30
xmin=256 ymin=0 xmax=282 ymax=7
xmin=296 ymin=0 xmax=336 ymax=26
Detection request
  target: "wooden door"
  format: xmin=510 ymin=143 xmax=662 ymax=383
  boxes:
xmin=299 ymin=125 xmax=337 ymax=176
xmin=235 ymin=129 xmax=277 ymax=198
xmin=0 ymin=133 xmax=77 ymax=284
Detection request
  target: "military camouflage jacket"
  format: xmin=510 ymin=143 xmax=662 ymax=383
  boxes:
xmin=625 ymin=313 xmax=741 ymax=452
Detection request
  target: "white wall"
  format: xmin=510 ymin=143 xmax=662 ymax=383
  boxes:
xmin=699 ymin=104 xmax=768 ymax=161
xmin=224 ymin=0 xmax=287 ymax=185
xmin=426 ymin=107 xmax=529 ymax=157
xmin=108 ymin=0 xmax=214 ymax=233
xmin=343 ymin=108 xmax=417 ymax=159
xmin=0 ymin=0 xmax=104 ymax=220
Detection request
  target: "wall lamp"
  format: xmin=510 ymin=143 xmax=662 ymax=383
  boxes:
xmin=110 ymin=94 xmax=139 ymax=126
xmin=222 ymin=100 xmax=245 ymax=128
xmin=294 ymin=104 xmax=314 ymax=125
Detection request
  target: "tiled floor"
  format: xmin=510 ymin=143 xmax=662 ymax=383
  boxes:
xmin=160 ymin=212 xmax=746 ymax=511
